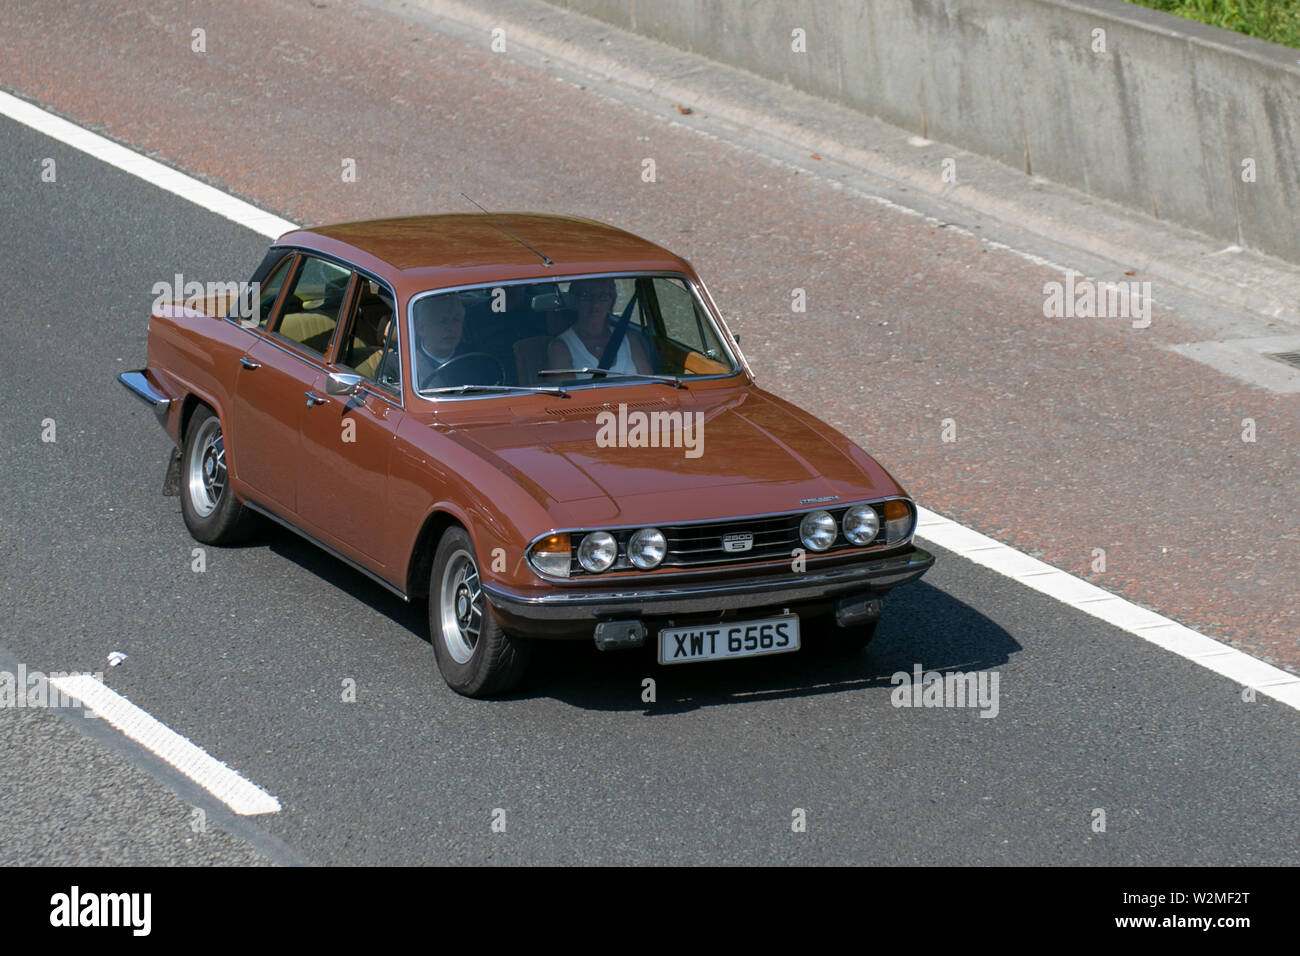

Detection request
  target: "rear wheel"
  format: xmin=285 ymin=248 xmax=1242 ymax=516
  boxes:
xmin=429 ymin=527 xmax=531 ymax=697
xmin=179 ymin=406 xmax=257 ymax=544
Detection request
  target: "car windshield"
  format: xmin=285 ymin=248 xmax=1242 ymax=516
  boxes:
xmin=410 ymin=275 xmax=738 ymax=394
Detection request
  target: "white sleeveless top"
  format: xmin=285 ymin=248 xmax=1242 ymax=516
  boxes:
xmin=557 ymin=325 xmax=638 ymax=375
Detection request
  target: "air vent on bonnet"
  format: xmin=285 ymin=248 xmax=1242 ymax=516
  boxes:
xmin=544 ymin=399 xmax=669 ymax=417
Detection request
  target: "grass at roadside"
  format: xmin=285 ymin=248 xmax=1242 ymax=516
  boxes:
xmin=1125 ymin=0 xmax=1300 ymax=49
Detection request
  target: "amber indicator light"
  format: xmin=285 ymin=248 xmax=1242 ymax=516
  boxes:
xmin=882 ymin=500 xmax=910 ymax=521
xmin=535 ymin=533 xmax=571 ymax=553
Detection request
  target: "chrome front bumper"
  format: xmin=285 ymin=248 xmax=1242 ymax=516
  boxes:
xmin=482 ymin=547 xmax=934 ymax=632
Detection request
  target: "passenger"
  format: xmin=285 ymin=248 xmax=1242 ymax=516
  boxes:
xmin=547 ymin=277 xmax=651 ymax=376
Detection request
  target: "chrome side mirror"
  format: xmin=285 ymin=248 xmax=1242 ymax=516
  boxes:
xmin=325 ymin=372 xmax=365 ymax=396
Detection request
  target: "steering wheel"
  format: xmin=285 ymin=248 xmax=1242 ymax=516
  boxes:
xmin=426 ymin=352 xmax=506 ymax=388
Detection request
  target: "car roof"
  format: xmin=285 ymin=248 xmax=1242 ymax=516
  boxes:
xmin=275 ymin=213 xmax=692 ymax=297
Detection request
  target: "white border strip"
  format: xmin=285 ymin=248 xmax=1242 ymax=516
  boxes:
xmin=5 ymin=88 xmax=1297 ymax=713
xmin=0 ymin=90 xmax=298 ymax=239
xmin=49 ymin=675 xmax=281 ymax=816
xmin=915 ymin=507 xmax=1300 ymax=709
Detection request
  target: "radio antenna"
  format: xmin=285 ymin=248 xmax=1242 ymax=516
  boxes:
xmin=460 ymin=193 xmax=552 ymax=266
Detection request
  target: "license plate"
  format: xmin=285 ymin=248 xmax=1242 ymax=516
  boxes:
xmin=658 ymin=615 xmax=800 ymax=665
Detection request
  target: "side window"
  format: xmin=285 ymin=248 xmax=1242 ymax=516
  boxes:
xmin=337 ymin=278 xmax=401 ymax=395
xmin=273 ymin=256 xmax=351 ymax=357
xmin=256 ymin=256 xmax=294 ymax=330
xmin=655 ymin=278 xmax=708 ymax=348
xmin=609 ymin=278 xmax=637 ymax=321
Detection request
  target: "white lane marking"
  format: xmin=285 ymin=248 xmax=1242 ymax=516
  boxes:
xmin=5 ymin=89 xmax=1296 ymax=712
xmin=915 ymin=507 xmax=1300 ymax=710
xmin=0 ymin=90 xmax=297 ymax=240
xmin=50 ymin=675 xmax=281 ymax=816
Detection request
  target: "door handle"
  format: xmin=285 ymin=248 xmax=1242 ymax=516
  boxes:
xmin=305 ymin=391 xmax=327 ymax=407
xmin=239 ymin=357 xmax=261 ymax=370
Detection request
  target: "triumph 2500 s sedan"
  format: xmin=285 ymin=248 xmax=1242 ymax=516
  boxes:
xmin=118 ymin=214 xmax=934 ymax=697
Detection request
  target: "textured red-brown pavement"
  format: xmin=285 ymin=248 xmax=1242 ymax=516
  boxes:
xmin=2 ymin=0 xmax=1295 ymax=671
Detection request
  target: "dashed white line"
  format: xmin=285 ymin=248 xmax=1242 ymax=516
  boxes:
xmin=49 ymin=675 xmax=281 ymax=816
xmin=4 ymin=88 xmax=1298 ymax=714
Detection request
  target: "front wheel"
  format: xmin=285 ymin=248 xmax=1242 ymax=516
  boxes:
xmin=429 ymin=527 xmax=531 ymax=698
xmin=179 ymin=405 xmax=257 ymax=544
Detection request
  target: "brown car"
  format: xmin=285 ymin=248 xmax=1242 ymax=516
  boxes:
xmin=118 ymin=214 xmax=933 ymax=697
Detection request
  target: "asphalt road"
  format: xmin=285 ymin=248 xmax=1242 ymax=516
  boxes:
xmin=1 ymin=115 xmax=1297 ymax=865
xmin=4 ymin=0 xmax=1297 ymax=674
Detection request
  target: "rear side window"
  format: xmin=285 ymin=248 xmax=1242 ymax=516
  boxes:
xmin=256 ymin=256 xmax=294 ymax=330
xmin=338 ymin=278 xmax=401 ymax=395
xmin=273 ymin=256 xmax=352 ymax=358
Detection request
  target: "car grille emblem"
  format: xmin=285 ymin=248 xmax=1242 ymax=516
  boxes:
xmin=722 ymin=532 xmax=754 ymax=553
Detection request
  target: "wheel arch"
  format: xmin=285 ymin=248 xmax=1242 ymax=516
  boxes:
xmin=178 ymin=393 xmax=207 ymax=444
xmin=406 ymin=508 xmax=466 ymax=600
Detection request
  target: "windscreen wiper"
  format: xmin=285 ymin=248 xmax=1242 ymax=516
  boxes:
xmin=536 ymin=368 xmax=687 ymax=389
xmin=421 ymin=383 xmax=570 ymax=397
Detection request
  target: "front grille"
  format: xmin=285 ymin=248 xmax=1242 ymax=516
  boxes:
xmin=663 ymin=514 xmax=805 ymax=567
xmin=565 ymin=503 xmax=892 ymax=575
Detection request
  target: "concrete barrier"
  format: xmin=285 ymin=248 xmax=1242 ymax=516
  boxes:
xmin=539 ymin=0 xmax=1300 ymax=263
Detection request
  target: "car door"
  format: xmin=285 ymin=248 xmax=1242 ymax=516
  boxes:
xmin=231 ymin=252 xmax=351 ymax=516
xmin=296 ymin=274 xmax=406 ymax=571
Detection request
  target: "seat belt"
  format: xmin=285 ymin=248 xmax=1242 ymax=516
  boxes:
xmin=597 ymin=292 xmax=638 ymax=370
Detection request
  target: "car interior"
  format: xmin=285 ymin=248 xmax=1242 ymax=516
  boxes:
xmin=453 ymin=278 xmax=733 ymax=388
xmin=264 ymin=264 xmax=733 ymax=395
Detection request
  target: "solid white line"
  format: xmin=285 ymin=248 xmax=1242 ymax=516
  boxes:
xmin=5 ymin=89 xmax=1296 ymax=713
xmin=0 ymin=90 xmax=298 ymax=240
xmin=914 ymin=507 xmax=1300 ymax=709
xmin=49 ymin=675 xmax=281 ymax=816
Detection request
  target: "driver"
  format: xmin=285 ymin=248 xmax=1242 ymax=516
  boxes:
xmin=414 ymin=294 xmax=467 ymax=389
xmin=413 ymin=293 xmax=504 ymax=390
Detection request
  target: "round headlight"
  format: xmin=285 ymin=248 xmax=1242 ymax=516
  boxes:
xmin=628 ymin=527 xmax=667 ymax=569
xmin=843 ymin=504 xmax=881 ymax=545
xmin=577 ymin=531 xmax=617 ymax=572
xmin=799 ymin=510 xmax=837 ymax=552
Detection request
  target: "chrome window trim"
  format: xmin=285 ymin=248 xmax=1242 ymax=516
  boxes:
xmin=406 ymin=270 xmax=745 ymax=404
xmin=219 ymin=249 xmax=296 ymax=338
xmin=330 ymin=272 xmax=405 ymax=411
xmin=690 ymin=267 xmax=754 ymax=381
xmin=223 ymin=246 xmax=405 ymax=410
xmin=523 ymin=495 xmax=917 ymax=582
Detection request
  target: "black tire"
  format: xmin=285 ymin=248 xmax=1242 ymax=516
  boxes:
xmin=179 ymin=405 xmax=257 ymax=545
xmin=429 ymin=526 xmax=531 ymax=698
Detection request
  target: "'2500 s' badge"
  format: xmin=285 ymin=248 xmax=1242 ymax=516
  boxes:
xmin=722 ymin=532 xmax=754 ymax=553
